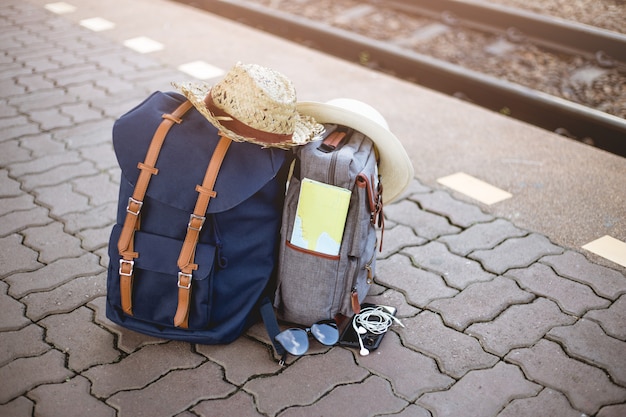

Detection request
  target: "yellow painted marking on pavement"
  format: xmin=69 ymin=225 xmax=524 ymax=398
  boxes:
xmin=45 ymin=2 xmax=77 ymax=14
xmin=123 ymin=37 xmax=164 ymax=54
xmin=437 ymin=172 xmax=512 ymax=205
xmin=177 ymin=61 xmax=225 ymax=80
xmin=582 ymin=235 xmax=626 ymax=268
xmin=80 ymin=17 xmax=115 ymax=32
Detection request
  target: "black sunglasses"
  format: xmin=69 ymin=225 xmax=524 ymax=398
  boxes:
xmin=275 ymin=320 xmax=339 ymax=364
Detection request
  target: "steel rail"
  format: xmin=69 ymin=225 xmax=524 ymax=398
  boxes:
xmin=175 ymin=0 xmax=626 ymax=156
xmin=390 ymin=0 xmax=626 ymax=65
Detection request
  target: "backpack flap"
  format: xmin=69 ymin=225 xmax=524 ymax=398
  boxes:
xmin=112 ymin=91 xmax=289 ymax=214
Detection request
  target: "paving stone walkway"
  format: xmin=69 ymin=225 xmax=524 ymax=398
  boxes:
xmin=1 ymin=2 xmax=626 ymax=416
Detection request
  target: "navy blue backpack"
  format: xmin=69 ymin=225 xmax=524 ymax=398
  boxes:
xmin=106 ymin=91 xmax=290 ymax=345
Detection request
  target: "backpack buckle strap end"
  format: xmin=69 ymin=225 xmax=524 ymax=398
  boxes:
xmin=119 ymin=258 xmax=136 ymax=316
xmin=188 ymin=214 xmax=206 ymax=232
xmin=174 ymin=272 xmax=192 ymax=328
xmin=126 ymin=197 xmax=144 ymax=216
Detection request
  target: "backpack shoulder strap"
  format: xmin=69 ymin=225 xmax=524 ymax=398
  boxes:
xmin=117 ymin=100 xmax=194 ymax=316
xmin=174 ymin=135 xmax=232 ymax=328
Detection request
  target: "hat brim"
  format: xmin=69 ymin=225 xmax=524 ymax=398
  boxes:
xmin=297 ymin=101 xmax=414 ymax=204
xmin=174 ymin=81 xmax=323 ymax=150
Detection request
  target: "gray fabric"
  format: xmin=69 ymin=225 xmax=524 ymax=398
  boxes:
xmin=274 ymin=125 xmax=380 ymax=325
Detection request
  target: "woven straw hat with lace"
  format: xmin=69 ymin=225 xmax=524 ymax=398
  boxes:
xmin=174 ymin=63 xmax=324 ymax=149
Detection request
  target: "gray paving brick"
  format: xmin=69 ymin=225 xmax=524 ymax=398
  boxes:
xmin=67 ymin=82 xmax=108 ymax=102
xmin=278 ymin=375 xmax=408 ymax=417
xmin=507 ymin=263 xmax=611 ymax=316
xmin=34 ymin=182 xmax=90 ymax=217
xmin=365 ymin=288 xmax=421 ymax=318
xmin=96 ymin=77 xmax=137 ymax=95
xmin=63 ymin=202 xmax=117 ymax=234
xmin=78 ymin=143 xmax=118 ymax=171
xmin=0 ymin=122 xmax=40 ymax=141
xmin=23 ymin=57 xmax=62 ymax=73
xmin=21 ymin=221 xmax=84 ymax=263
xmin=8 ymin=150 xmax=82 ymax=177
xmin=72 ymin=173 xmax=119 ymax=207
xmin=61 ymin=102 xmax=104 ymax=124
xmin=88 ymin=296 xmax=167 ymax=354
xmin=196 ymin=336 xmax=279 ymax=386
xmin=541 ymin=250 xmax=626 ymax=300
xmin=21 ymin=161 xmax=99 ymax=191
xmin=0 ymin=396 xmax=34 ymax=417
xmin=244 ymin=348 xmax=369 ymax=417
xmin=107 ymin=361 xmax=236 ymax=417
xmin=0 ymin=234 xmax=41 ymax=278
xmin=355 ymin=331 xmax=454 ymax=400
xmin=498 ymin=388 xmax=582 ymax=417
xmin=400 ymin=311 xmax=499 ymax=378
xmin=77 ymin=225 xmax=111 ymax=252
xmin=0 ymin=349 xmax=73 ymax=403
xmin=28 ymin=375 xmax=116 ymax=417
xmin=506 ymin=339 xmax=626 ymax=415
xmin=0 ymin=281 xmax=30 ymax=331
xmin=0 ymin=80 xmax=26 ymax=97
xmin=8 ymin=89 xmax=74 ymax=112
xmin=0 ymin=140 xmax=31 ymax=165
xmin=428 ymin=276 xmax=534 ymax=331
xmin=83 ymin=341 xmax=204 ymax=398
xmin=40 ymin=306 xmax=120 ymax=372
xmin=385 ymin=200 xmax=461 ymax=240
xmin=378 ymin=224 xmax=427 ymax=258
xmin=0 ymin=194 xmax=37 ymax=215
xmin=15 ymin=73 xmax=55 ymax=91
xmin=547 ymin=318 xmax=626 ymax=386
xmin=0 ymin=169 xmax=22 ymax=197
xmin=585 ymin=294 xmax=626 ymax=341
xmin=53 ymin=119 xmax=113 ymax=149
xmin=404 ymin=241 xmax=496 ymax=290
xmin=597 ymin=404 xmax=626 ymax=417
xmin=193 ymin=390 xmax=264 ymax=417
xmin=418 ymin=362 xmax=541 ymax=417
xmin=380 ymin=405 xmax=431 ymax=417
xmin=467 ymin=298 xmax=575 ymax=356
xmin=0 ymin=323 xmax=49 ymax=367
xmin=376 ymin=255 xmax=458 ymax=308
xmin=439 ymin=218 xmax=528 ymax=256
xmin=29 ymin=107 xmax=74 ymax=131
xmin=47 ymin=64 xmax=102 ymax=87
xmin=22 ymin=272 xmax=106 ymax=321
xmin=0 ymin=206 xmax=52 ymax=237
xmin=470 ymin=233 xmax=564 ymax=275
xmin=49 ymin=51 xmax=89 ymax=68
xmin=19 ymin=133 xmax=65 ymax=157
xmin=410 ymin=189 xmax=494 ymax=227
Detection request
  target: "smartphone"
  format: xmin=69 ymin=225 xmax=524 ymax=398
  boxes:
xmin=338 ymin=303 xmax=397 ymax=351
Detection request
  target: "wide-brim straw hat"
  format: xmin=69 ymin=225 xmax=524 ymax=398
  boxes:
xmin=297 ymin=98 xmax=414 ymax=204
xmin=173 ymin=63 xmax=324 ymax=149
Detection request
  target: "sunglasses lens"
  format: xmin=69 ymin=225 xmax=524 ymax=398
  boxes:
xmin=275 ymin=329 xmax=309 ymax=356
xmin=310 ymin=322 xmax=339 ymax=346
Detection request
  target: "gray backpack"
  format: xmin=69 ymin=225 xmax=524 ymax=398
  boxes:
xmin=274 ymin=124 xmax=384 ymax=325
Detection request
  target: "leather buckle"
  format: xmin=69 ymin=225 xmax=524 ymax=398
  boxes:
xmin=188 ymin=214 xmax=206 ymax=232
xmin=178 ymin=272 xmax=192 ymax=289
xmin=119 ymin=259 xmax=134 ymax=276
xmin=126 ymin=197 xmax=143 ymax=216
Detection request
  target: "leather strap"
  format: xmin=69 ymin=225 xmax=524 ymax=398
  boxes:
xmin=174 ymin=135 xmax=232 ymax=328
xmin=116 ymin=100 xmax=194 ymax=315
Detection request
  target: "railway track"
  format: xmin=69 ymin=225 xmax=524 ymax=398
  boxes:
xmin=175 ymin=0 xmax=626 ymax=156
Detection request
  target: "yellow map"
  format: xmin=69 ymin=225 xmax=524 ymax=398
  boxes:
xmin=290 ymin=178 xmax=351 ymax=256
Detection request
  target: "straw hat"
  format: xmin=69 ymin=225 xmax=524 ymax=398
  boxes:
xmin=297 ymin=98 xmax=414 ymax=204
xmin=173 ymin=63 xmax=324 ymax=149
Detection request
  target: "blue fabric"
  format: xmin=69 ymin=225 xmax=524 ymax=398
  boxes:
xmin=106 ymin=91 xmax=291 ymax=344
